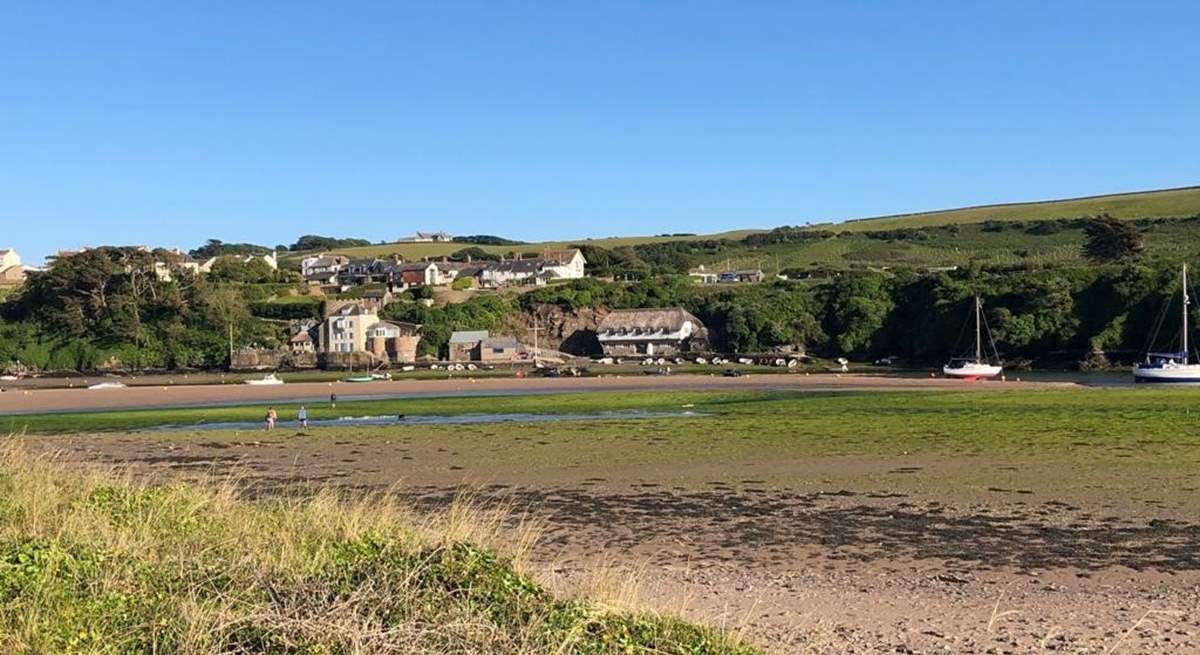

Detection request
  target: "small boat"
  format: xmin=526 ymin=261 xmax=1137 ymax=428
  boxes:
xmin=342 ymin=375 xmax=375 ymax=383
xmin=245 ymin=373 xmax=284 ymax=386
xmin=1134 ymin=264 xmax=1200 ymax=383
xmin=943 ymin=296 xmax=1002 ymax=380
xmin=87 ymin=381 xmax=127 ymax=390
xmin=0 ymin=375 xmax=20 ymax=382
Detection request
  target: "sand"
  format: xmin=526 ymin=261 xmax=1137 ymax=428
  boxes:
xmin=0 ymin=373 xmax=1074 ymax=416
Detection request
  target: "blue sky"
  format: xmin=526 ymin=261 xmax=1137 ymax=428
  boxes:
xmin=2 ymin=1 xmax=1199 ymax=263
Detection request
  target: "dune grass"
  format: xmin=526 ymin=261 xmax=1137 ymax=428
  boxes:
xmin=0 ymin=442 xmax=760 ymax=654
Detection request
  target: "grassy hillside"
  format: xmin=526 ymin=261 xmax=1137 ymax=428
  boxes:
xmin=288 ymin=229 xmax=764 ymax=260
xmin=826 ymin=185 xmax=1200 ymax=231
xmin=685 ymin=217 xmax=1200 ymax=274
xmin=0 ymin=443 xmax=759 ymax=654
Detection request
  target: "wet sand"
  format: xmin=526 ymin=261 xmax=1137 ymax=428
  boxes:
xmin=0 ymin=373 xmax=1074 ymax=416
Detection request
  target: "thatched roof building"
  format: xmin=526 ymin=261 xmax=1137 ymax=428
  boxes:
xmin=596 ymin=308 xmax=708 ymax=356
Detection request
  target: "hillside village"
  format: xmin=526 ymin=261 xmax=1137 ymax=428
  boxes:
xmin=7 ymin=188 xmax=1200 ymax=376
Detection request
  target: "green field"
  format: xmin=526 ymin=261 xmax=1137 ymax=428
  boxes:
xmin=821 ymin=185 xmax=1200 ymax=232
xmin=286 ymin=229 xmax=765 ymax=260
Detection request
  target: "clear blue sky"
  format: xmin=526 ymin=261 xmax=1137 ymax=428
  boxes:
xmin=3 ymin=2 xmax=1199 ymax=263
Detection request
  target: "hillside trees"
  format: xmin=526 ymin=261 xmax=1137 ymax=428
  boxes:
xmin=1083 ymin=215 xmax=1144 ymax=262
xmin=821 ymin=273 xmax=895 ymax=354
xmin=0 ymin=247 xmax=279 ymax=370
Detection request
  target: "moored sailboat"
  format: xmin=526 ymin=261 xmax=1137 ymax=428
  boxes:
xmin=943 ymin=296 xmax=1003 ymax=380
xmin=1133 ymin=264 xmax=1200 ymax=383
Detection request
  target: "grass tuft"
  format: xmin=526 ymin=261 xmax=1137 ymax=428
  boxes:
xmin=0 ymin=442 xmax=760 ymax=654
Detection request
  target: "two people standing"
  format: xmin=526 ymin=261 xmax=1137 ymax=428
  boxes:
xmin=264 ymin=405 xmax=310 ymax=430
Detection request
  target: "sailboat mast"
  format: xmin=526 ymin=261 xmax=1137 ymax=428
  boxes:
xmin=975 ymin=296 xmax=982 ymax=363
xmin=1184 ymin=264 xmax=1190 ymax=361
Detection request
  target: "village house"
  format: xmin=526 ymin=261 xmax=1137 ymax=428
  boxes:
xmin=397 ymin=231 xmax=453 ymax=243
xmin=319 ymin=302 xmax=378 ymax=354
xmin=358 ymin=288 xmax=395 ymax=312
xmin=687 ymin=265 xmax=719 ymax=284
xmin=596 ymin=307 xmax=709 ymax=357
xmin=0 ymin=249 xmax=28 ymax=286
xmin=392 ymin=261 xmax=440 ymax=287
xmin=317 ymin=301 xmax=422 ymax=363
xmin=539 ymin=248 xmax=587 ymax=279
xmin=719 ymin=269 xmax=765 ymax=284
xmin=448 ymin=330 xmax=523 ymax=362
xmin=302 ymin=253 xmax=350 ymax=277
xmin=290 ymin=330 xmax=316 ymax=354
xmin=476 ymin=260 xmax=543 ymax=288
xmin=336 ymin=258 xmax=398 ymax=286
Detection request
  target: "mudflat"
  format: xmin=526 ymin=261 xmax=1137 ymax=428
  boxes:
xmin=0 ymin=372 xmax=1072 ymax=415
xmin=21 ymin=388 xmax=1200 ymax=653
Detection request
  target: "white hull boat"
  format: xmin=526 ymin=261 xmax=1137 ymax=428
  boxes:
xmin=1134 ymin=264 xmax=1200 ymax=383
xmin=943 ymin=361 xmax=1003 ymax=379
xmin=1132 ymin=362 xmax=1200 ymax=383
xmin=88 ymin=381 xmax=127 ymax=390
xmin=943 ymin=296 xmax=1002 ymax=380
xmin=245 ymin=373 xmax=284 ymax=386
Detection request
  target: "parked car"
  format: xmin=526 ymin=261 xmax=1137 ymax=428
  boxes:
xmin=722 ymin=369 xmax=743 ymax=378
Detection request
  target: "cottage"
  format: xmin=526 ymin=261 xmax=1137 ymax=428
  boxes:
xmin=596 ymin=308 xmax=708 ymax=356
xmin=539 ymin=248 xmax=587 ymax=279
xmin=719 ymin=269 xmax=764 ymax=284
xmin=337 ymin=258 xmax=399 ymax=286
xmin=0 ymin=248 xmax=27 ymax=286
xmin=359 ymin=288 xmax=395 ymax=312
xmin=290 ymin=330 xmax=316 ymax=354
xmin=476 ymin=260 xmax=542 ymax=288
xmin=301 ymin=254 xmax=350 ymax=279
xmin=394 ymin=262 xmax=439 ymax=287
xmin=687 ymin=265 xmax=719 ymax=284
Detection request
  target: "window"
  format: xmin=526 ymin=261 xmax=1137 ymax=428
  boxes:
xmin=492 ymin=347 xmax=506 ymax=354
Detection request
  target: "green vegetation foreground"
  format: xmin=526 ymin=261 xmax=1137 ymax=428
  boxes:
xmin=0 ymin=445 xmax=759 ymax=654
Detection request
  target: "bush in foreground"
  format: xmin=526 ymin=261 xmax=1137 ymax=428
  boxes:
xmin=0 ymin=445 xmax=759 ymax=655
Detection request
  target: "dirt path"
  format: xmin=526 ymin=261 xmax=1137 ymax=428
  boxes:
xmin=0 ymin=373 xmax=1075 ymax=415
xmin=28 ymin=430 xmax=1199 ymax=654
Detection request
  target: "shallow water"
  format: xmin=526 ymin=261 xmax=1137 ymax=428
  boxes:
xmin=147 ymin=410 xmax=708 ymax=432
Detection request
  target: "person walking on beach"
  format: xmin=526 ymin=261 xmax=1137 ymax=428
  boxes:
xmin=265 ymin=407 xmax=277 ymax=430
xmin=298 ymin=405 xmax=308 ymax=428
xmin=330 ymin=393 xmax=337 ymax=409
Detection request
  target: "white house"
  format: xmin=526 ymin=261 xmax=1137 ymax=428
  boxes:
xmin=596 ymin=308 xmax=709 ymax=356
xmin=540 ymin=248 xmax=587 ymax=280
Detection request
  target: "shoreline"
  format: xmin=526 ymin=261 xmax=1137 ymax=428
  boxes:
xmin=0 ymin=373 xmax=1079 ymax=417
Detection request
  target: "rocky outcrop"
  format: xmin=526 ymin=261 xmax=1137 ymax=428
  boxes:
xmin=502 ymin=305 xmax=608 ymax=356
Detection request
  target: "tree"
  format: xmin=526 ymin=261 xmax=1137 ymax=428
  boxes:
xmin=204 ymin=287 xmax=251 ymax=360
xmin=821 ymin=274 xmax=894 ymax=355
xmin=1082 ymin=215 xmax=1143 ymax=263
